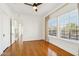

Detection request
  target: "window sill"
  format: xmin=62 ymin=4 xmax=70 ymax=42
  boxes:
xmin=48 ymin=35 xmax=79 ymax=45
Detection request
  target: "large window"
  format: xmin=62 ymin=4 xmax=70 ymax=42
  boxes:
xmin=48 ymin=18 xmax=57 ymax=36
xmin=59 ymin=9 xmax=79 ymax=40
xmin=48 ymin=9 xmax=79 ymax=40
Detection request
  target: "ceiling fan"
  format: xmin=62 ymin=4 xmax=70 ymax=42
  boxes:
xmin=24 ymin=3 xmax=42 ymax=12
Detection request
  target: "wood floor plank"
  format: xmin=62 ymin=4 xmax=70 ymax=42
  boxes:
xmin=1 ymin=40 xmax=73 ymax=56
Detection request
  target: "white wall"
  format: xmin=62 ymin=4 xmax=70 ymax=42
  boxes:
xmin=0 ymin=4 xmax=11 ymax=55
xmin=0 ymin=4 xmax=18 ymax=55
xmin=19 ymin=14 xmax=44 ymax=41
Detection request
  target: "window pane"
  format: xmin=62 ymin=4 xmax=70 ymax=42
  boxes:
xmin=69 ymin=10 xmax=78 ymax=40
xmin=48 ymin=18 xmax=57 ymax=36
xmin=77 ymin=17 xmax=79 ymax=40
xmin=59 ymin=12 xmax=70 ymax=39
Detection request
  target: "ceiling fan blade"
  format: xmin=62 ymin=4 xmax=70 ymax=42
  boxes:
xmin=24 ymin=3 xmax=33 ymax=6
xmin=37 ymin=3 xmax=42 ymax=6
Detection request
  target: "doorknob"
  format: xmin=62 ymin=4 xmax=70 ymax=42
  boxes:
xmin=3 ymin=34 xmax=5 ymax=37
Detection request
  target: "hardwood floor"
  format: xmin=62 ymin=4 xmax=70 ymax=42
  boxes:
xmin=1 ymin=40 xmax=73 ymax=56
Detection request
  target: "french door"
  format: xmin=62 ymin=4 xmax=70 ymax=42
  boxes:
xmin=10 ymin=18 xmax=23 ymax=56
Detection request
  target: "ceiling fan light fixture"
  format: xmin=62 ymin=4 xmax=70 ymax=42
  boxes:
xmin=24 ymin=3 xmax=42 ymax=12
xmin=33 ymin=6 xmax=37 ymax=12
xmin=33 ymin=6 xmax=37 ymax=10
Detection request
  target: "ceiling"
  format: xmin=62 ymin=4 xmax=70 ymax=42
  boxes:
xmin=7 ymin=3 xmax=64 ymax=17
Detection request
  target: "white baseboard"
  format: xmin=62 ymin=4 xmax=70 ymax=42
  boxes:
xmin=23 ymin=39 xmax=43 ymax=41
